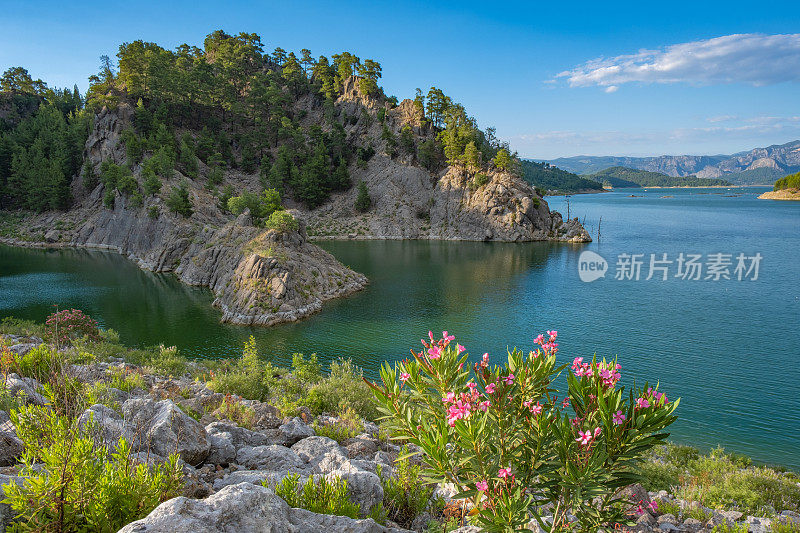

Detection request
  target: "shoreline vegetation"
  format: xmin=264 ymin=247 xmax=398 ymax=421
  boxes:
xmin=759 ymin=171 xmax=800 ymax=200
xmin=0 ymin=314 xmax=797 ymax=532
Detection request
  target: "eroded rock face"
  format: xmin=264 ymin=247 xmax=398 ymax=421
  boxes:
xmin=117 ymin=482 xmax=408 ymax=533
xmin=302 ymin=84 xmax=591 ymax=243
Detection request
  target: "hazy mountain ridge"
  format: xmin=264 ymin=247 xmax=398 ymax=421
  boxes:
xmin=547 ymin=140 xmax=800 ymax=184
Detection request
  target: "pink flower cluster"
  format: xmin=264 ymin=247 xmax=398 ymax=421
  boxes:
xmin=636 ymin=387 xmax=669 ymax=410
xmin=442 ymin=385 xmax=486 ymax=427
xmin=534 ymin=330 xmax=559 ymax=354
xmin=420 ymin=331 xmax=459 ymax=360
xmin=571 ymin=357 xmax=622 ymax=387
xmin=46 ymin=308 xmax=100 ymax=344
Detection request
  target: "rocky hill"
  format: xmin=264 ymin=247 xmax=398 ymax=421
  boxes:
xmin=0 ymin=38 xmax=589 ymax=327
xmin=548 ymin=140 xmax=800 ymax=184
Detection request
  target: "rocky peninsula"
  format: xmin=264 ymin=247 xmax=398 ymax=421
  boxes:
xmin=0 ymin=75 xmax=589 ymax=328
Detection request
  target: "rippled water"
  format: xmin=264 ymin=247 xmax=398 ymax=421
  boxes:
xmin=1 ymin=186 xmax=798 ymax=468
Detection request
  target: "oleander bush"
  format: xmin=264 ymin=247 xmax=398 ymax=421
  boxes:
xmin=371 ymin=330 xmax=679 ymax=532
xmin=45 ymin=309 xmax=101 ymax=346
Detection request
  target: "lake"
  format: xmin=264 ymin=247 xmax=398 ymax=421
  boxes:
xmin=1 ymin=186 xmax=798 ymax=468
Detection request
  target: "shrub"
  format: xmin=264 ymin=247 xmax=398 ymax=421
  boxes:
xmin=107 ymin=366 xmax=145 ymax=392
xmin=371 ymin=330 xmax=678 ymax=532
xmin=103 ymin=188 xmax=115 ymax=209
xmin=312 ymin=405 xmax=363 ymax=444
xmin=147 ymin=205 xmax=159 ymax=219
xmin=45 ymin=308 xmax=101 ymax=347
xmin=145 ymin=345 xmax=187 ymax=376
xmin=379 ymin=445 xmax=434 ymax=528
xmin=12 ymin=344 xmax=63 ymax=381
xmin=269 ymin=473 xmax=360 ymax=518
xmin=264 ymin=210 xmax=298 ymax=233
xmin=354 ymin=181 xmax=371 ymax=212
xmin=472 ymin=173 xmax=489 ymax=188
xmin=208 ymin=336 xmax=274 ymax=402
xmin=4 ymin=405 xmax=183 ymax=532
xmin=165 ymin=182 xmax=193 ymax=217
xmin=142 ymin=170 xmax=162 ymax=196
xmin=216 ymin=394 xmax=256 ymax=429
xmin=305 ymin=359 xmax=378 ymax=420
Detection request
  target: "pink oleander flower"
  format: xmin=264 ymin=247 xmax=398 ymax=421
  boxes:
xmin=442 ymin=391 xmax=455 ymax=404
xmin=613 ymin=410 xmax=626 ymax=425
xmin=479 ymin=400 xmax=490 ymax=411
xmin=530 ymin=402 xmax=543 ymax=416
xmin=399 ymin=373 xmax=411 ymax=383
xmin=485 ymin=383 xmax=496 ymax=394
xmin=576 ymin=430 xmax=592 ymax=446
xmin=427 ymin=345 xmax=441 ymax=359
xmin=428 ymin=330 xmax=435 ymax=342
xmin=593 ymin=427 xmax=602 ymax=438
xmin=534 ymin=334 xmax=545 ymax=345
xmin=648 ymin=501 xmax=658 ymax=513
xmin=497 ymin=467 xmax=512 ymax=479
xmin=443 ymin=330 xmax=455 ymax=343
xmin=476 ymin=480 xmax=488 ymax=491
xmin=481 ymin=353 xmax=489 ymax=368
xmin=456 ymin=344 xmax=465 ymax=355
xmin=562 ymin=397 xmax=570 ymax=408
xmin=502 ymin=374 xmax=514 ymax=385
xmin=636 ymin=397 xmax=650 ymax=410
xmin=467 ymin=381 xmax=477 ymax=391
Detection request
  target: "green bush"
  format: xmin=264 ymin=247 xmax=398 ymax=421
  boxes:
xmin=472 ymin=172 xmax=489 ymax=188
xmin=107 ymin=367 xmax=145 ymax=392
xmin=208 ymin=336 xmax=274 ymax=402
xmin=312 ymin=405 xmax=362 ymax=444
xmin=269 ymin=473 xmax=360 ymax=518
xmin=12 ymin=344 xmax=62 ymax=381
xmin=215 ymin=394 xmax=256 ymax=429
xmin=144 ymin=345 xmax=187 ymax=376
xmin=4 ymin=405 xmax=183 ymax=533
xmin=264 ymin=210 xmax=298 ymax=233
xmin=378 ymin=446 xmax=434 ymax=528
xmin=305 ymin=359 xmax=378 ymax=420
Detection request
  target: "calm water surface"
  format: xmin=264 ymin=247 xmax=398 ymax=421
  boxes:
xmin=1 ymin=186 xmax=798 ymax=467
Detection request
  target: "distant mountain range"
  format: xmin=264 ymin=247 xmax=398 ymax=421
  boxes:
xmin=546 ymin=140 xmax=800 ymax=185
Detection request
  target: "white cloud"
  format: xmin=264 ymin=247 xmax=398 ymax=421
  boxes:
xmin=557 ymin=33 xmax=800 ymax=90
xmin=604 ymin=85 xmax=618 ymax=93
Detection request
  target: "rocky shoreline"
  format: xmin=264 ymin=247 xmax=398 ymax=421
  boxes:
xmin=0 ymin=331 xmax=797 ymax=533
xmin=757 ymin=189 xmax=800 ymax=201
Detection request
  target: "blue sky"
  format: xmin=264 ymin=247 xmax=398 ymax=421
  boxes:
xmin=1 ymin=0 xmax=799 ymax=159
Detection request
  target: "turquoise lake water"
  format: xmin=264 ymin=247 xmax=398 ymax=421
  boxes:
xmin=1 ymin=186 xmax=798 ymax=468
